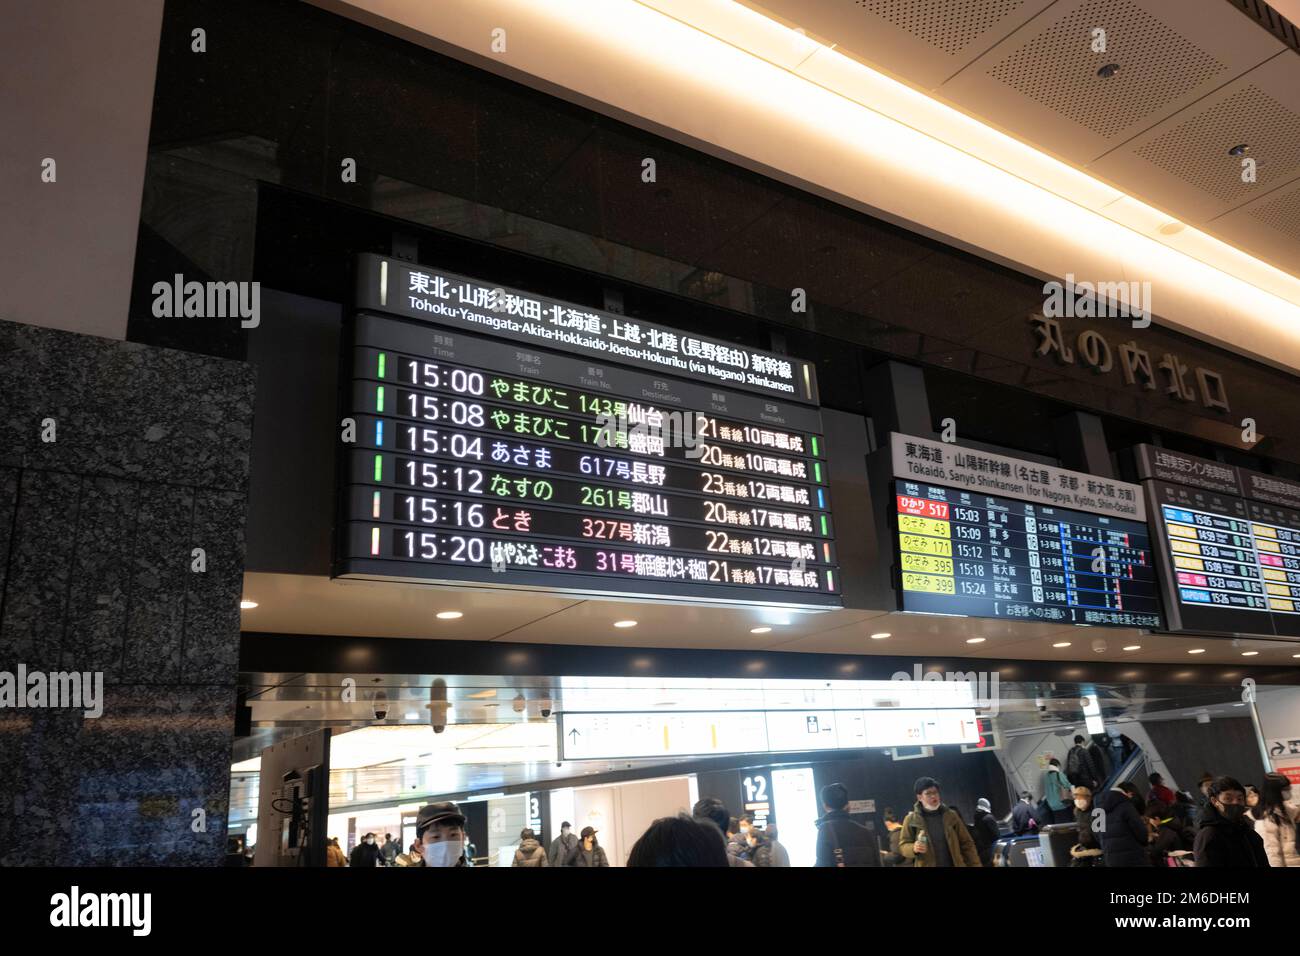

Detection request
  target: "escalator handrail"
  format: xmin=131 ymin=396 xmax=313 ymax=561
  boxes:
xmin=1100 ymin=742 xmax=1148 ymax=793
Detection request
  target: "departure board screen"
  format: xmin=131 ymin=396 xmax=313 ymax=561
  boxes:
xmin=335 ymin=257 xmax=840 ymax=607
xmin=892 ymin=480 xmax=1161 ymax=627
xmin=1139 ymin=445 xmax=1300 ymax=636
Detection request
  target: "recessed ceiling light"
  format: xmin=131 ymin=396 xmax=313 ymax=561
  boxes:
xmin=1097 ymin=63 xmax=1121 ymax=78
xmin=404 ymin=712 xmax=419 ymax=720
xmin=1123 ymin=645 xmax=1141 ymax=651
xmin=468 ymin=689 xmax=497 ymax=699
xmin=239 ymin=599 xmax=258 ymax=610
xmin=870 ymin=632 xmax=891 ymax=640
xmin=1241 ymin=651 xmax=1259 ymax=656
xmin=614 ymin=620 xmax=637 ymax=628
xmin=1157 ymin=221 xmax=1185 ymax=236
xmin=966 ymin=637 xmax=985 ymax=644
xmin=750 ymin=626 xmax=772 ymax=634
xmin=1294 ymin=654 xmax=1300 ymax=659
xmin=436 ymin=611 xmax=462 ymax=620
xmin=1052 ymin=642 xmax=1071 ymax=648
xmin=1188 ymin=648 xmax=1206 ymax=654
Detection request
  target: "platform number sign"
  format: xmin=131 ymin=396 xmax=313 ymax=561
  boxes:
xmin=526 ymin=794 xmax=542 ymax=835
xmin=742 ymin=773 xmax=772 ymax=828
xmin=961 ymin=715 xmax=1000 ymax=753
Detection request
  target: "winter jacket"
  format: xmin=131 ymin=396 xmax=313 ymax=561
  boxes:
xmin=549 ymin=833 xmax=577 ymax=866
xmin=1194 ymin=804 xmax=1269 ymax=867
xmin=1042 ymin=768 xmax=1073 ymax=811
xmin=349 ymin=841 xmax=382 ymax=868
xmin=566 ymin=843 xmax=610 ymax=867
xmin=512 ymin=838 xmax=549 ymax=867
xmin=1066 ymin=743 xmax=1103 ymax=790
xmin=899 ymin=802 xmax=981 ymax=867
xmin=814 ymin=809 xmax=881 ymax=867
xmin=972 ymin=809 xmax=1000 ymax=867
xmin=380 ymin=839 xmax=400 ymax=865
xmin=747 ymin=833 xmax=774 ymax=867
xmin=326 ymin=843 xmax=347 ymax=867
xmin=1147 ymin=818 xmax=1193 ymax=866
xmin=769 ymin=838 xmax=791 ymax=867
xmin=1073 ymin=805 xmax=1101 ymax=851
xmin=1149 ymin=782 xmax=1176 ymax=807
xmin=1254 ymin=809 xmax=1300 ymax=868
xmin=1010 ymin=801 xmax=1037 ymax=835
xmin=727 ymin=833 xmax=753 ymax=865
xmin=881 ymin=825 xmax=908 ymax=867
xmin=1097 ymin=789 xmax=1150 ymax=867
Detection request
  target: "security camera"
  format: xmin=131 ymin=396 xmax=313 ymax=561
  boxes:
xmin=373 ymin=690 xmax=389 ymax=721
xmin=513 ymin=692 xmax=526 ymax=714
xmin=539 ymin=697 xmax=553 ymax=718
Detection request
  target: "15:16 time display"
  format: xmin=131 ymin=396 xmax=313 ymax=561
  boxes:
xmin=350 ymin=487 xmax=832 ymax=564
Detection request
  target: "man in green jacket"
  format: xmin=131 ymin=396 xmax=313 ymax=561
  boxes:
xmin=899 ymin=776 xmax=982 ymax=867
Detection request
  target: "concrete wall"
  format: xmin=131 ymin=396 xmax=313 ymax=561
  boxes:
xmin=0 ymin=319 xmax=253 ymax=864
xmin=0 ymin=0 xmax=163 ymax=340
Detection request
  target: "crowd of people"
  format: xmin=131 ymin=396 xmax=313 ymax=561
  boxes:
xmin=994 ymin=733 xmax=1296 ymax=868
xmin=315 ymin=752 xmax=1297 ymax=868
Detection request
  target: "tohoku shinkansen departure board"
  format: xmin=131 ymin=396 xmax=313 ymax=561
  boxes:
xmin=335 ymin=255 xmax=841 ymax=607
xmin=885 ymin=434 xmax=1161 ymax=628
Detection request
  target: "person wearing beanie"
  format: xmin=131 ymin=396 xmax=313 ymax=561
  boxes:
xmin=1069 ymin=786 xmax=1103 ymax=867
xmin=971 ymin=797 xmax=1000 ymax=867
xmin=899 ymin=777 xmax=982 ymax=867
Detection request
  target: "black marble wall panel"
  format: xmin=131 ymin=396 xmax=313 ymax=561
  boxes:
xmin=0 ymin=319 xmax=252 ymax=865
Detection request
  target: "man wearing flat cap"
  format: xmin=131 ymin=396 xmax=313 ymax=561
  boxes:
xmin=409 ymin=801 xmax=471 ymax=868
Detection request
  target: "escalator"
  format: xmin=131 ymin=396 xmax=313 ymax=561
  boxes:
xmin=993 ymin=736 xmax=1149 ymax=866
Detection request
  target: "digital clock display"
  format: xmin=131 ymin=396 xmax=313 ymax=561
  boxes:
xmin=336 ymin=263 xmax=840 ymax=607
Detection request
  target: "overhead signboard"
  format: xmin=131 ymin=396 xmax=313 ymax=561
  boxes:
xmin=1136 ymin=445 xmax=1300 ymax=636
xmin=336 ymin=256 xmax=840 ymax=607
xmin=557 ymin=708 xmax=978 ymax=760
xmin=884 ymin=435 xmax=1161 ymax=628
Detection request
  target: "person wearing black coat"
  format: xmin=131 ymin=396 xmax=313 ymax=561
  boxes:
xmin=349 ymin=833 xmax=383 ymax=868
xmin=1145 ymin=801 xmax=1193 ymax=866
xmin=972 ymin=798 xmax=1000 ymax=868
xmin=1070 ymin=787 xmax=1104 ymax=867
xmin=1193 ymin=777 xmax=1270 ymax=868
xmin=1010 ymin=792 xmax=1038 ymax=835
xmin=814 ymin=782 xmax=881 ymax=867
xmin=1066 ymin=735 xmax=1105 ymax=791
xmin=1097 ymin=786 xmax=1151 ymax=867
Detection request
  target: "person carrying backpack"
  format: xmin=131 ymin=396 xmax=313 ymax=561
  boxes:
xmin=814 ymin=782 xmax=880 ymax=866
xmin=1066 ymin=734 xmax=1104 ymax=791
xmin=1042 ymin=757 xmax=1074 ymax=824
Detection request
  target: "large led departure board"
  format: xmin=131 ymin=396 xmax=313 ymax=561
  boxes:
xmin=335 ymin=256 xmax=841 ymax=607
xmin=893 ymin=481 xmax=1161 ymax=626
xmin=1137 ymin=445 xmax=1300 ymax=636
xmin=882 ymin=434 xmax=1161 ymax=628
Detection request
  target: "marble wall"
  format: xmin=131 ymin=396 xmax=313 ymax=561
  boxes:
xmin=0 ymin=319 xmax=253 ymax=864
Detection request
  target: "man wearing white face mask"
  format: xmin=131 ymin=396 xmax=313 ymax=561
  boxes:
xmin=899 ymin=776 xmax=981 ymax=867
xmin=410 ymin=802 xmax=471 ymax=868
